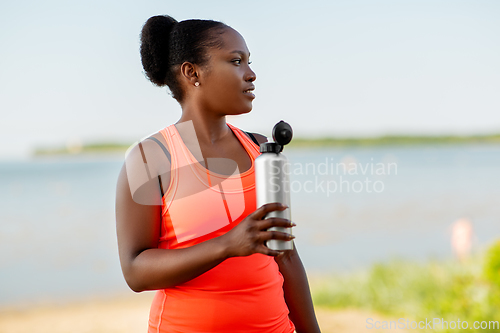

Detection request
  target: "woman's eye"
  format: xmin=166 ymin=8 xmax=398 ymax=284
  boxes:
xmin=232 ymin=59 xmax=252 ymax=65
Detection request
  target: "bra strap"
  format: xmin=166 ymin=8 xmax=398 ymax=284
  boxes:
xmin=244 ymin=131 xmax=260 ymax=146
xmin=145 ymin=136 xmax=171 ymax=198
xmin=146 ymin=136 xmax=171 ymax=163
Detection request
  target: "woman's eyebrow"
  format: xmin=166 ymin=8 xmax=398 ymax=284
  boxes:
xmin=230 ymin=50 xmax=250 ymax=57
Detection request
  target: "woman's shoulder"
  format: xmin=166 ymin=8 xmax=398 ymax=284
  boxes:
xmin=118 ymin=130 xmax=172 ymax=205
xmin=142 ymin=131 xmax=171 ymax=160
xmin=125 ymin=130 xmax=171 ymax=166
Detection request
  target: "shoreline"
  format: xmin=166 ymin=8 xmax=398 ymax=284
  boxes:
xmin=0 ymin=292 xmax=154 ymax=333
xmin=31 ymin=134 xmax=500 ymax=157
xmin=0 ymin=292 xmax=415 ymax=333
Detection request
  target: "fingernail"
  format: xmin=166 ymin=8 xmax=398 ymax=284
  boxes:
xmin=281 ymin=204 xmax=288 ymax=208
xmin=291 ymin=222 xmax=297 ymax=227
xmin=288 ymin=234 xmax=295 ymax=239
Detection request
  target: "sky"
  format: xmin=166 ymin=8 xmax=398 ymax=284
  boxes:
xmin=1 ymin=0 xmax=499 ymax=159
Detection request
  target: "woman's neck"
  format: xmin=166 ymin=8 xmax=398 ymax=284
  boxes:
xmin=176 ymin=105 xmax=231 ymax=145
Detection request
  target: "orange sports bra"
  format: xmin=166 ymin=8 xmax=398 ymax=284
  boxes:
xmin=147 ymin=122 xmax=295 ymax=333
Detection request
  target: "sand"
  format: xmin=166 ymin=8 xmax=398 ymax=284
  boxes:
xmin=0 ymin=292 xmax=415 ymax=333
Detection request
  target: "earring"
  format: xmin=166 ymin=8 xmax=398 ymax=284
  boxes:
xmin=194 ymin=82 xmax=200 ymax=87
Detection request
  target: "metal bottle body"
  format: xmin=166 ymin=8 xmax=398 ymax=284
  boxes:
xmin=254 ymin=151 xmax=293 ymax=251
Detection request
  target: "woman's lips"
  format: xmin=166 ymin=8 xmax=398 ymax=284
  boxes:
xmin=243 ymin=90 xmax=255 ymax=99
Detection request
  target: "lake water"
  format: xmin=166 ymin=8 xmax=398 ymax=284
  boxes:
xmin=1 ymin=144 xmax=500 ymax=307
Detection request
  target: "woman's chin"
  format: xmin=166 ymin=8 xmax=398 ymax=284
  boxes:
xmin=242 ymin=106 xmax=253 ymax=114
xmin=230 ymin=104 xmax=253 ymax=116
xmin=243 ymin=101 xmax=255 ymax=113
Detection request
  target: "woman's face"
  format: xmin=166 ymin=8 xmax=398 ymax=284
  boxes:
xmin=197 ymin=28 xmax=256 ymax=116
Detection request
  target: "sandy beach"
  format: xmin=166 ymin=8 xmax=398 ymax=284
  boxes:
xmin=0 ymin=292 xmax=415 ymax=333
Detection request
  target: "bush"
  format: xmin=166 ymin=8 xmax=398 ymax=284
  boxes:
xmin=311 ymin=252 xmax=500 ymax=332
xmin=483 ymin=240 xmax=500 ymax=288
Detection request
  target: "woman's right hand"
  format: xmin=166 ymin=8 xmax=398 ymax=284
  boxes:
xmin=221 ymin=202 xmax=296 ymax=258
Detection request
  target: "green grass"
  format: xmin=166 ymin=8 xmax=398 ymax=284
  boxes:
xmin=311 ymin=245 xmax=500 ymax=332
xmin=32 ymin=142 xmax=131 ymax=156
xmin=289 ymin=133 xmax=500 ymax=147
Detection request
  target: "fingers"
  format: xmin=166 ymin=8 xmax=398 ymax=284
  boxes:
xmin=257 ymin=217 xmax=295 ymax=230
xmin=230 ymin=203 xmax=294 ymax=258
xmin=256 ymin=244 xmax=285 ymax=257
xmin=260 ymin=229 xmax=295 ymax=242
xmin=251 ymin=202 xmax=288 ymax=220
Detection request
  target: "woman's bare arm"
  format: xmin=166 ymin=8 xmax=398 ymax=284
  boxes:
xmin=116 ymin=160 xmax=227 ymax=292
xmin=275 ymin=246 xmax=321 ymax=333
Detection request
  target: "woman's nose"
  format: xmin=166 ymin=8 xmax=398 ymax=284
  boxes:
xmin=245 ymin=67 xmax=256 ymax=82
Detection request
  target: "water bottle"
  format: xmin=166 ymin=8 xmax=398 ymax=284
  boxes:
xmin=255 ymin=120 xmax=294 ymax=251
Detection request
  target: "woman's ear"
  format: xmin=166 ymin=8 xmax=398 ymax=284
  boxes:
xmin=180 ymin=61 xmax=200 ymax=87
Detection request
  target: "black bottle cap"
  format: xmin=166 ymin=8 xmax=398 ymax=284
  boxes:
xmin=260 ymin=142 xmax=282 ymax=153
xmin=272 ymin=120 xmax=293 ymax=146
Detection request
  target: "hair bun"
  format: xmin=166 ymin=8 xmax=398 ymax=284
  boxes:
xmin=140 ymin=15 xmax=178 ymax=86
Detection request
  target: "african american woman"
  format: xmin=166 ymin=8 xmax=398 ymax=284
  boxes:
xmin=115 ymin=15 xmax=321 ymax=333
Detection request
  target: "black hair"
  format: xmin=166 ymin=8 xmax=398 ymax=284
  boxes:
xmin=140 ymin=15 xmax=229 ymax=102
